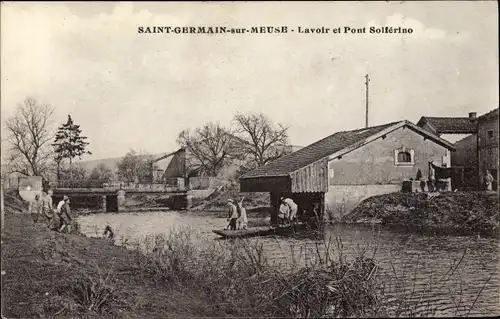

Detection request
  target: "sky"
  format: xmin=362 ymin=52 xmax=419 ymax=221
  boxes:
xmin=1 ymin=1 xmax=498 ymax=162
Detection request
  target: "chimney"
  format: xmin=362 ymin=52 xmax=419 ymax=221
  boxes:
xmin=468 ymin=112 xmax=477 ymax=119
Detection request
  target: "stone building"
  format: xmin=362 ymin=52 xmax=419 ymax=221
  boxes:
xmin=418 ymin=108 xmax=499 ymax=190
xmin=240 ymin=120 xmax=454 ymax=220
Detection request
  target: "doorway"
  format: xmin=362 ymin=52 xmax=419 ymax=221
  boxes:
xmin=106 ymin=195 xmax=118 ymax=212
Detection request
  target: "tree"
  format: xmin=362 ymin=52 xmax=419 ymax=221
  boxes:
xmin=59 ymin=165 xmax=88 ymax=188
xmin=177 ymin=122 xmax=240 ymax=177
xmin=4 ymin=97 xmax=55 ymax=178
xmin=87 ymin=163 xmax=114 ymax=187
xmin=117 ymin=150 xmax=156 ymax=183
xmin=233 ymin=112 xmax=290 ymax=167
xmin=52 ymin=115 xmax=91 ymax=184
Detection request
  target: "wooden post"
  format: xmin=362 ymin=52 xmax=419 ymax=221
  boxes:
xmin=270 ymin=192 xmax=279 ymax=226
xmin=102 ymin=195 xmax=107 ymax=213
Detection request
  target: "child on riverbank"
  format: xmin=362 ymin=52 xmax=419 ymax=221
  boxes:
xmin=28 ymin=194 xmax=42 ymax=224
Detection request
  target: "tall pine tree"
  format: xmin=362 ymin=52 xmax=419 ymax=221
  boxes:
xmin=52 ymin=115 xmax=92 ymax=185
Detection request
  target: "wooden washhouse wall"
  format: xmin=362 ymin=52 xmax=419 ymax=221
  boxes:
xmin=289 ymin=158 xmax=328 ymax=193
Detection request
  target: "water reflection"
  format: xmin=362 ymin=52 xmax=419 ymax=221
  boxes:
xmin=77 ymin=211 xmax=500 ymax=317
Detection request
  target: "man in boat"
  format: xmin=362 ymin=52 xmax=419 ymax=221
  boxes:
xmin=237 ymin=198 xmax=248 ymax=230
xmin=226 ymin=199 xmax=238 ymax=230
xmin=281 ymin=197 xmax=298 ymax=223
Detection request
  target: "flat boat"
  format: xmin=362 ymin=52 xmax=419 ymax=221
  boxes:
xmin=212 ymin=223 xmax=308 ymax=239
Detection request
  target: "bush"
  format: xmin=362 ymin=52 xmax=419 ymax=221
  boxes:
xmin=130 ymin=228 xmax=379 ymax=317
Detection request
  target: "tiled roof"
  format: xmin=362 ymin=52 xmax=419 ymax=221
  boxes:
xmin=417 ymin=117 xmax=477 ymax=134
xmin=478 ymin=108 xmax=499 ymax=122
xmin=240 ymin=121 xmax=401 ymax=179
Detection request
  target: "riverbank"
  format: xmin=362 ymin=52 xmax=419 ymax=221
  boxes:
xmin=342 ymin=191 xmax=499 ymax=237
xmin=0 ymin=194 xmax=380 ymax=318
xmin=3 ymin=191 xmax=494 ymax=317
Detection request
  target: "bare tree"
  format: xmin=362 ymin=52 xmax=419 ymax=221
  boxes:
xmin=177 ymin=122 xmax=240 ymax=177
xmin=233 ymin=112 xmax=290 ymax=167
xmin=4 ymin=97 xmax=55 ymax=177
xmin=117 ymin=150 xmax=156 ymax=183
xmin=87 ymin=163 xmax=114 ymax=187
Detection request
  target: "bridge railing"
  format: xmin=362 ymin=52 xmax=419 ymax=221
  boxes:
xmin=55 ymin=177 xmax=186 ymax=192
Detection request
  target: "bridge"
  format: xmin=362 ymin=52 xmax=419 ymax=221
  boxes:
xmin=52 ymin=149 xmax=191 ymax=212
xmin=53 ymin=182 xmax=189 ymax=213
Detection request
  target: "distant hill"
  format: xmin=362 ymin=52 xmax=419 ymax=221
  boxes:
xmin=76 ymin=153 xmax=172 ymax=173
xmin=76 ymin=145 xmax=303 ymax=175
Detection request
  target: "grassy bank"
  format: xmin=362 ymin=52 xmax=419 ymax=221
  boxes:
xmin=342 ymin=191 xmax=500 ymax=238
xmin=1 ymin=211 xmax=379 ymax=318
xmin=2 ymin=193 xmax=491 ymax=318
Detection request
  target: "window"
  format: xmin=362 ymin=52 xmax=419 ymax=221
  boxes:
xmin=487 ymin=130 xmax=494 ymax=139
xmin=394 ymin=146 xmax=415 ymax=166
xmin=397 ymin=151 xmax=412 ymax=163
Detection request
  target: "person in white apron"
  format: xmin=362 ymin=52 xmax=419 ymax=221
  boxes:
xmin=278 ymin=202 xmax=289 ymax=225
xmin=282 ymin=197 xmax=298 ymax=222
xmin=237 ymin=198 xmax=248 ymax=230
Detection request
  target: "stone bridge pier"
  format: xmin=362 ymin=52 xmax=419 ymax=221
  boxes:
xmin=53 ymin=188 xmax=189 ymax=213
xmin=97 ymin=190 xmax=188 ymax=213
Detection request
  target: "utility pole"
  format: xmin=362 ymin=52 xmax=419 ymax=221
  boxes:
xmin=1 ymin=177 xmax=4 ymax=230
xmin=365 ymin=74 xmax=370 ymax=128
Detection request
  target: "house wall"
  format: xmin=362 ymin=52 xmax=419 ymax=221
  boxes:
xmin=324 ymin=127 xmax=450 ymax=217
xmin=18 ymin=176 xmax=43 ymax=202
xmin=478 ymin=115 xmax=499 ymax=188
xmin=452 ymin=134 xmax=477 ymax=167
xmin=327 ymin=127 xmax=449 ymax=185
xmin=325 ymin=184 xmax=401 ymax=219
xmin=163 ymin=150 xmax=186 ymax=179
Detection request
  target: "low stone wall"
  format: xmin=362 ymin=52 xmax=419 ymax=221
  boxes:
xmin=325 ymin=184 xmax=401 ymax=219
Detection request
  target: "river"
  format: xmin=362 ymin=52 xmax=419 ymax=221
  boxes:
xmin=77 ymin=211 xmax=500 ymax=317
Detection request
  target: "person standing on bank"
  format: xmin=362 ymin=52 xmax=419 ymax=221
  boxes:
xmin=428 ymin=162 xmax=436 ymax=192
xmin=226 ymin=199 xmax=238 ymax=230
xmin=56 ymin=196 xmax=73 ymax=233
xmin=484 ymin=170 xmax=495 ymax=191
xmin=28 ymin=194 xmax=43 ymax=223
xmin=42 ymin=190 xmax=54 ymax=228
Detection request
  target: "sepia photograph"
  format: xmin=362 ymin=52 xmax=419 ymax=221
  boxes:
xmin=1 ymin=1 xmax=499 ymax=318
